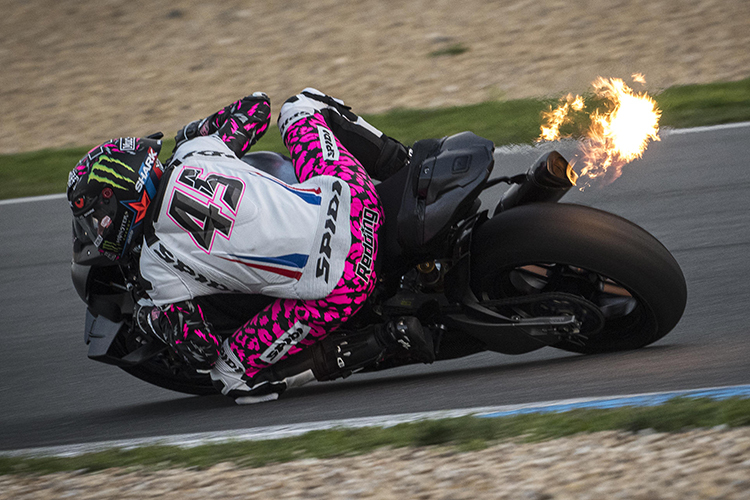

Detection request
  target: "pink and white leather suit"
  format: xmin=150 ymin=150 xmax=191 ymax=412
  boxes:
xmin=138 ymin=90 xmax=386 ymax=401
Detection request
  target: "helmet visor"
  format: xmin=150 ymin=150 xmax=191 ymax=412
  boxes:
xmin=75 ymin=198 xmax=119 ymax=248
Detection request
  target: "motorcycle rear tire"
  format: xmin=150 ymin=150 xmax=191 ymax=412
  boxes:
xmin=470 ymin=203 xmax=687 ymax=354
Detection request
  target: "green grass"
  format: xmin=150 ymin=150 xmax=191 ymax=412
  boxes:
xmin=2 ymin=397 xmax=750 ymax=476
xmin=656 ymin=78 xmax=750 ymax=128
xmin=0 ymin=146 xmax=95 ymax=200
xmin=1 ymin=78 xmax=749 ymax=200
xmin=366 ymin=97 xmax=549 ymax=147
xmin=429 ymin=43 xmax=470 ymax=57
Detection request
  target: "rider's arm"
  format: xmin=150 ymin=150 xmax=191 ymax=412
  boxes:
xmin=137 ymin=299 xmax=220 ymax=370
xmin=174 ymin=92 xmax=271 ymax=158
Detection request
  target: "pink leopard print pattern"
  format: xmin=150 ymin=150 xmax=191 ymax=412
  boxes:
xmin=200 ymin=95 xmax=271 ymax=157
xmin=227 ymin=113 xmax=383 ymax=379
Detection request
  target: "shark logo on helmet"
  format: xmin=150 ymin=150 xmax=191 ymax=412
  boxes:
xmin=135 ymin=148 xmax=158 ymax=193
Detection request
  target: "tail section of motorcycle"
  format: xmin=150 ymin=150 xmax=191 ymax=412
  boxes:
xmin=374 ymin=132 xmax=686 ymax=359
xmin=375 ymin=131 xmax=495 ymax=270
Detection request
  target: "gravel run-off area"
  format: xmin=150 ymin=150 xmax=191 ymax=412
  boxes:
xmin=2 ymin=428 xmax=750 ymax=499
xmin=1 ymin=0 xmax=749 ymax=154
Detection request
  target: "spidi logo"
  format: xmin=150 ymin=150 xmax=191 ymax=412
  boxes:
xmin=259 ymin=322 xmax=311 ymax=364
xmin=317 ymin=125 xmax=339 ymax=162
xmin=316 ymin=181 xmax=343 ymax=283
xmin=135 ymin=148 xmax=158 ymax=192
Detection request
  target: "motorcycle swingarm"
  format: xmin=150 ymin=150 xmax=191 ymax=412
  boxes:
xmin=444 ymin=300 xmax=579 ymax=355
xmin=84 ymin=309 xmax=167 ymax=367
xmin=442 ymin=215 xmax=583 ymax=354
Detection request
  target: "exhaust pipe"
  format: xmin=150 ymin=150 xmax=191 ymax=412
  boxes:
xmin=495 ymin=150 xmax=577 ymax=214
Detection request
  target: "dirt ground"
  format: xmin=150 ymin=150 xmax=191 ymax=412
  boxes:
xmin=3 ymin=428 xmax=750 ymax=499
xmin=1 ymin=0 xmax=748 ymax=154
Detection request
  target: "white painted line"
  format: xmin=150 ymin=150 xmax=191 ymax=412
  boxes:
xmin=2 ymin=383 xmax=748 ymax=458
xmin=0 ymin=193 xmax=66 ymax=206
xmin=477 ymin=383 xmax=750 ymax=418
xmin=660 ymin=121 xmax=750 ymax=135
xmin=492 ymin=121 xmax=750 ymax=156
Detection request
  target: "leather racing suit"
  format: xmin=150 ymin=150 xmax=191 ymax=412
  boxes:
xmin=138 ymin=90 xmax=409 ymax=401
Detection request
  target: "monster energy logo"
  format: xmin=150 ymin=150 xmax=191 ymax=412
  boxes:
xmin=88 ymin=156 xmax=136 ymax=190
xmin=101 ymin=240 xmax=122 ymax=252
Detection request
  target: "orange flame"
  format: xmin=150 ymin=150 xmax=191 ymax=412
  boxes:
xmin=539 ymin=94 xmax=585 ymax=141
xmin=538 ymin=75 xmax=661 ymax=186
xmin=631 ymin=72 xmax=646 ymax=85
xmin=579 ymin=77 xmax=661 ymax=184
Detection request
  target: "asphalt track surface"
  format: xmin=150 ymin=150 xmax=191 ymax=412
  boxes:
xmin=1 ymin=124 xmax=749 ymax=451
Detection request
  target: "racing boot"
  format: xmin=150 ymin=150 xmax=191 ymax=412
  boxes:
xmin=311 ymin=316 xmax=435 ymax=381
xmin=210 ymin=339 xmax=316 ymax=405
xmin=278 ymin=87 xmax=411 ymax=180
xmin=382 ymin=316 xmax=436 ymax=363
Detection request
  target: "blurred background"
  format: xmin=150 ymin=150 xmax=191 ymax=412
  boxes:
xmin=1 ymin=0 xmax=748 ymax=154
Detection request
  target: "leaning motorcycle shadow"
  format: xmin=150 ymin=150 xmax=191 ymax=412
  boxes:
xmin=105 ymin=343 xmax=682 ymax=417
xmin=283 ymin=343 xmax=682 ymax=400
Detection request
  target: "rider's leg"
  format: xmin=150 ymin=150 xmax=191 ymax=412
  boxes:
xmin=211 ymin=105 xmax=434 ymax=403
xmin=210 ymin=107 xmax=382 ymax=402
xmin=278 ymin=88 xmax=411 ymax=181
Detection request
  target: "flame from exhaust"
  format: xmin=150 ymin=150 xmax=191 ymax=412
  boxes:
xmin=539 ymin=94 xmax=585 ymax=142
xmin=538 ymin=76 xmax=661 ymax=186
xmin=579 ymin=77 xmax=661 ymax=184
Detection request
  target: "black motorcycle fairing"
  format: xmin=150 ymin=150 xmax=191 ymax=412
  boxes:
xmin=399 ymin=132 xmax=493 ymax=253
xmin=376 ymin=132 xmax=494 ymax=268
xmin=84 ymin=308 xmax=168 ymax=367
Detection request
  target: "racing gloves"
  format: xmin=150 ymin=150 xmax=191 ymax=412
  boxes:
xmin=173 ymin=92 xmax=271 ymax=159
xmin=136 ymin=300 xmax=220 ymax=371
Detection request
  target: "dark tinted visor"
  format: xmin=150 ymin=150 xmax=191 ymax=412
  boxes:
xmin=75 ymin=198 xmax=119 ymax=248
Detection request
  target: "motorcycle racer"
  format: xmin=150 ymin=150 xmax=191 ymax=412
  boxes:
xmin=68 ymin=89 xmax=434 ymax=403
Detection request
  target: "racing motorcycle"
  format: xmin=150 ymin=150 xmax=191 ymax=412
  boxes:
xmin=71 ymin=132 xmax=687 ymax=395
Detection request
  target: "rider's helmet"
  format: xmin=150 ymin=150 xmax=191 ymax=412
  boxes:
xmin=67 ymin=137 xmax=164 ymax=261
